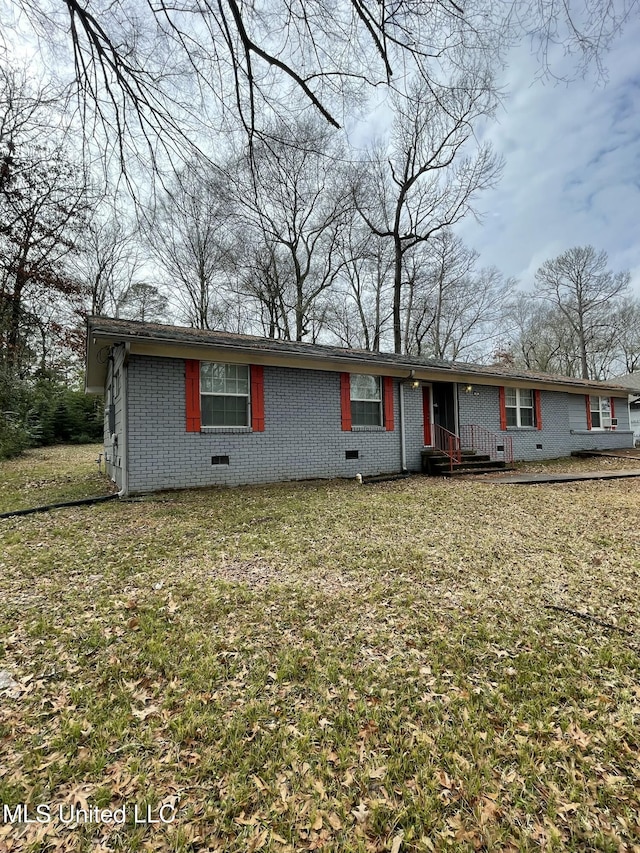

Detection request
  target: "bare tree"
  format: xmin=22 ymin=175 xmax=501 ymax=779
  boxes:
xmin=234 ymin=117 xmax=353 ymax=341
xmin=402 ymin=230 xmax=513 ymax=360
xmin=404 ymin=230 xmax=475 ymax=357
xmin=506 ymin=0 xmax=637 ymax=80
xmin=615 ymin=298 xmax=640 ymax=374
xmin=117 ymin=282 xmax=168 ymax=323
xmin=501 ymin=292 xmax=582 ymax=375
xmin=145 ymin=163 xmax=232 ymax=330
xmin=3 ymin=1 xmax=496 ymax=166
xmin=0 ymin=67 xmax=97 ymax=377
xmin=0 ymin=66 xmax=61 ymax=198
xmin=0 ymin=138 xmax=92 ymax=370
xmin=505 ymin=294 xmax=567 ymax=373
xmin=70 ymin=212 xmax=143 ymax=317
xmin=4 ymin=1 xmax=632 ymax=175
xmin=504 ymin=285 xmax=640 ymax=379
xmin=357 ymin=78 xmax=502 ymax=353
xmin=534 ymin=245 xmax=630 ymax=379
xmin=328 ymin=219 xmax=395 ymax=351
xmin=236 ymin=241 xmax=291 ymax=339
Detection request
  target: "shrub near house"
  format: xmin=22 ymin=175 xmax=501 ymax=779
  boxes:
xmin=1 ymin=373 xmax=103 ymax=460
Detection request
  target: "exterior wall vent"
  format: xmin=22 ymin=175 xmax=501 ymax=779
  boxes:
xmin=345 ymin=450 xmax=359 ymax=460
xmin=212 ymin=455 xmax=230 ymax=465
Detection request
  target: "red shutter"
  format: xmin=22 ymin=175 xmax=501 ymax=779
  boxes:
xmin=499 ymin=386 xmax=507 ymax=430
xmin=585 ymin=395 xmax=592 ymax=430
xmin=610 ymin=397 xmax=616 ymax=429
xmin=250 ymin=365 xmax=265 ymax=432
xmin=383 ymin=376 xmax=394 ymax=431
xmin=185 ymin=359 xmax=201 ymax=432
xmin=534 ymin=389 xmax=542 ymax=430
xmin=340 ymin=373 xmax=352 ymax=431
xmin=422 ymin=386 xmax=432 ymax=446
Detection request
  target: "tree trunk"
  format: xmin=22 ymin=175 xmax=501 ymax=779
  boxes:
xmin=6 ymin=265 xmax=26 ymax=368
xmin=393 ymin=236 xmax=403 ymax=354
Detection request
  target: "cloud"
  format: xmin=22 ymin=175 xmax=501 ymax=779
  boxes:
xmin=457 ymin=18 xmax=640 ymax=296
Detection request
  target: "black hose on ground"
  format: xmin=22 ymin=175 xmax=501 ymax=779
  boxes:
xmin=0 ymin=493 xmax=119 ymax=519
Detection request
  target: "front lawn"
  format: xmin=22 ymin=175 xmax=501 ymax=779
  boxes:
xmin=0 ymin=444 xmax=115 ymax=513
xmin=1 ymin=447 xmax=639 ymax=852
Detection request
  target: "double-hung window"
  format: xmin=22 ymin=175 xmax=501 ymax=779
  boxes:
xmin=589 ymin=396 xmax=612 ymax=430
xmin=350 ymin=374 xmax=382 ymax=426
xmin=201 ymin=363 xmax=250 ymax=427
xmin=505 ymin=387 xmax=535 ymax=428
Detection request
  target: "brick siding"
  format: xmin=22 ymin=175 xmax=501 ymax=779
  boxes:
xmin=118 ymin=357 xmax=634 ymax=492
xmin=457 ymin=385 xmax=632 ymax=461
xmin=125 ymin=356 xmax=421 ymax=493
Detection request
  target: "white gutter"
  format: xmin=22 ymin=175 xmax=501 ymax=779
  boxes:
xmin=453 ymin=383 xmax=460 ymax=435
xmin=118 ymin=343 xmax=130 ymax=497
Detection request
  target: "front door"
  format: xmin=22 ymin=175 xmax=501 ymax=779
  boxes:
xmin=432 ymin=382 xmax=457 ymax=435
xmin=422 ymin=386 xmax=432 ymax=445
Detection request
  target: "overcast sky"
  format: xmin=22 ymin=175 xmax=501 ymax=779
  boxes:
xmin=11 ymin=4 xmax=638 ymax=303
xmin=455 ymin=17 xmax=640 ymax=298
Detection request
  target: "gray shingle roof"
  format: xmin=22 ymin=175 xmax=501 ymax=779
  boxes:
xmin=612 ymin=372 xmax=640 ymax=392
xmin=86 ymin=316 xmax=633 ymax=395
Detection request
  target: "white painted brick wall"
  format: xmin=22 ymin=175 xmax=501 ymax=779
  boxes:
xmin=457 ymin=385 xmax=632 ymax=461
xmin=126 ymin=356 xmax=414 ymax=492
xmin=120 ymin=357 xmax=634 ymax=491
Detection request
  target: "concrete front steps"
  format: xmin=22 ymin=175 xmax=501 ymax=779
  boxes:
xmin=421 ymin=448 xmax=512 ymax=477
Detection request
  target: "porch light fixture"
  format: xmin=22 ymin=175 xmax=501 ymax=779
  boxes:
xmin=464 ymin=384 xmax=473 ymax=394
xmin=402 ymin=369 xmax=421 ymax=389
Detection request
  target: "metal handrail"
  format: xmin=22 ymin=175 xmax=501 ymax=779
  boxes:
xmin=433 ymin=423 xmax=462 ymax=472
xmin=460 ymin=424 xmax=513 ymax=464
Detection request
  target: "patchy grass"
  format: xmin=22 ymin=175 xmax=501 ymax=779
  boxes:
xmin=0 ymin=444 xmax=115 ymax=513
xmin=511 ymin=453 xmax=640 ymax=475
xmin=1 ymin=447 xmax=640 ymax=852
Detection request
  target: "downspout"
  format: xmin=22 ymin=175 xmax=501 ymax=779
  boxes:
xmin=453 ymin=382 xmax=460 ymax=435
xmin=105 ymin=352 xmax=114 ymax=477
xmin=118 ymin=342 xmax=130 ymax=497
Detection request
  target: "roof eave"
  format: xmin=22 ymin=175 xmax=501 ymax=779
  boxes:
xmin=85 ymin=321 xmax=631 ymax=397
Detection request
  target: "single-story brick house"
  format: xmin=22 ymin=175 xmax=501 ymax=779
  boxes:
xmin=85 ymin=317 xmax=635 ymax=494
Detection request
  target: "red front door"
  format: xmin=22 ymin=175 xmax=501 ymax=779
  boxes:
xmin=422 ymin=386 xmax=432 ymax=445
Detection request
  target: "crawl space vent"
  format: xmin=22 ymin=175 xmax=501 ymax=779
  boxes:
xmin=211 ymin=455 xmax=230 ymax=466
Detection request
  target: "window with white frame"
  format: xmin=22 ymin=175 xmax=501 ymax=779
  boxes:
xmin=201 ymin=363 xmax=249 ymax=427
xmin=590 ymin=396 xmax=612 ymax=430
xmin=350 ymin=374 xmax=382 ymax=426
xmin=505 ymin=387 xmax=535 ymax=428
